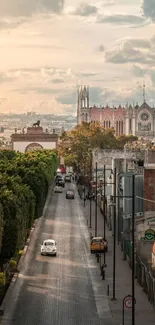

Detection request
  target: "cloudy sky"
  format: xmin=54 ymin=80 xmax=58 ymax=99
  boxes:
xmin=0 ymin=0 xmax=155 ymax=115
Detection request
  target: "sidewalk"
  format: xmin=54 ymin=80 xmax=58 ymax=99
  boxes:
xmin=80 ymin=196 xmax=155 ymax=325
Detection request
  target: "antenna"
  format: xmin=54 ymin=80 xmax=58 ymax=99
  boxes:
xmin=143 ymin=82 xmax=146 ymax=103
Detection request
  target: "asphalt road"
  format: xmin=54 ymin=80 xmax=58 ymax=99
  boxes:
xmin=1 ymin=183 xmax=103 ymax=325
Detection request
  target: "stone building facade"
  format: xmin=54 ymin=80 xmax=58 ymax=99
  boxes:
xmin=77 ymin=86 xmax=155 ymax=139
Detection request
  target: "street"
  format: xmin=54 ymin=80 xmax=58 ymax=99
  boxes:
xmin=0 ymin=183 xmax=108 ymax=325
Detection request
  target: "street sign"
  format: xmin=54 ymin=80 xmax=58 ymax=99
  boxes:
xmin=122 ymin=294 xmax=136 ymax=325
xmin=124 ymin=296 xmax=132 ymax=308
xmin=145 ymin=229 xmax=155 ymax=240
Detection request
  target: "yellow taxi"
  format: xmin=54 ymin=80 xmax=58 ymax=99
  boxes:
xmin=90 ymin=237 xmax=108 ymax=254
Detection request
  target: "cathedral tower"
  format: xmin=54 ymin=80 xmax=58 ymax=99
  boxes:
xmin=77 ymin=86 xmax=90 ymax=125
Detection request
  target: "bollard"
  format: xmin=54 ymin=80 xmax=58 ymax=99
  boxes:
xmin=100 ymin=264 xmax=105 ymax=280
xmin=107 ymin=284 xmax=109 ymax=296
xmin=96 ymin=253 xmax=99 ymax=263
xmin=102 ymin=269 xmax=105 ymax=280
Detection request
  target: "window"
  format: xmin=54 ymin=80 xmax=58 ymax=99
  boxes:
xmin=44 ymin=242 xmax=54 ymax=246
xmin=92 ymin=238 xmax=102 ymax=243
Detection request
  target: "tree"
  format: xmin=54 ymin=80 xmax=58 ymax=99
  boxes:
xmin=0 ymin=204 xmax=4 ymax=254
xmin=58 ymin=122 xmax=137 ymax=173
xmin=0 ymin=149 xmax=58 ymax=261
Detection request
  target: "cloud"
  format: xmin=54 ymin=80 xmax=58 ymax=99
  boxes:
xmin=79 ymin=72 xmax=98 ymax=77
xmin=142 ymin=0 xmax=155 ymax=21
xmin=0 ymin=18 xmax=26 ymax=29
xmin=0 ymin=71 xmax=21 ymax=83
xmin=128 ymin=38 xmax=151 ymax=48
xmin=102 ymin=0 xmax=115 ymax=5
xmin=51 ymin=78 xmax=64 ymax=83
xmin=97 ymin=13 xmax=147 ymax=26
xmin=105 ymin=42 xmax=145 ymax=64
xmin=105 ymin=38 xmax=155 ymax=64
xmin=73 ymin=2 xmax=98 ymax=16
xmin=57 ymin=87 xmax=109 ymax=106
xmin=13 ymin=87 xmax=62 ymax=95
xmin=0 ymin=97 xmax=7 ymax=105
xmin=57 ymin=90 xmax=76 ymax=105
xmin=132 ymin=64 xmax=146 ymax=77
xmin=0 ymin=0 xmax=64 ymax=17
xmin=97 ymin=45 xmax=105 ymax=52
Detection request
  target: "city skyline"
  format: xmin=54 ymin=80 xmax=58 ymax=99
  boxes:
xmin=0 ymin=1 xmax=154 ymax=114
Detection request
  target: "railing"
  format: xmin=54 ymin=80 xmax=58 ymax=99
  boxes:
xmin=123 ymin=239 xmax=155 ymax=310
xmin=136 ymin=257 xmax=155 ymax=309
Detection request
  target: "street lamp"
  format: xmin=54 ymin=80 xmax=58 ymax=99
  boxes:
xmin=110 ymin=167 xmax=117 ymax=301
xmin=102 ymin=166 xmax=114 ymax=267
xmin=110 ymin=173 xmax=136 ymax=325
xmin=103 ymin=165 xmax=107 ymax=267
xmin=132 ymin=174 xmax=135 ymax=325
xmin=95 ymin=161 xmax=98 ymax=237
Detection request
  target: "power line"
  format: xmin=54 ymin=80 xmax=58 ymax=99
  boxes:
xmin=136 ymin=196 xmax=155 ymax=204
xmin=121 ymin=195 xmax=155 ymax=204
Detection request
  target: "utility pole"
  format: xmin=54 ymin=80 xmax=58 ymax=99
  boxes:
xmin=103 ymin=165 xmax=107 ymax=266
xmin=132 ymin=174 xmax=135 ymax=325
xmin=83 ymin=162 xmax=86 ymax=207
xmin=95 ymin=161 xmax=98 ymax=237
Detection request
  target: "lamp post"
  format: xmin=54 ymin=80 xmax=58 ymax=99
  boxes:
xmin=111 ymin=167 xmax=117 ymax=301
xmin=89 ymin=194 xmax=92 ymax=228
xmin=110 ymin=172 xmax=136 ymax=323
xmin=95 ymin=161 xmax=98 ymax=237
xmin=89 ymin=151 xmax=92 ymax=228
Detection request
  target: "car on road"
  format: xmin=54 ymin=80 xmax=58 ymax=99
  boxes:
xmin=56 ymin=179 xmax=65 ymax=187
xmin=66 ymin=190 xmax=75 ymax=199
xmin=41 ymin=239 xmax=57 ymax=256
xmin=64 ymin=175 xmax=71 ymax=183
xmin=90 ymin=237 xmax=108 ymax=253
xmin=54 ymin=186 xmax=63 ymax=193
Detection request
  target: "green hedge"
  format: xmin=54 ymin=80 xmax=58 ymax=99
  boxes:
xmin=0 ymin=149 xmax=58 ymax=260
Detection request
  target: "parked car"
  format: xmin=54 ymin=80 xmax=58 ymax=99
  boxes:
xmin=90 ymin=237 xmax=108 ymax=253
xmin=41 ymin=239 xmax=57 ymax=256
xmin=54 ymin=186 xmax=63 ymax=193
xmin=66 ymin=190 xmax=75 ymax=199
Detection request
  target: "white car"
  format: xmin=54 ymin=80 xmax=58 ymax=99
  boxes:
xmin=54 ymin=186 xmax=63 ymax=193
xmin=41 ymin=239 xmax=57 ymax=256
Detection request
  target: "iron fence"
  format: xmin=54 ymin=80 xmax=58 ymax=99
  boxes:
xmin=123 ymin=239 xmax=155 ymax=310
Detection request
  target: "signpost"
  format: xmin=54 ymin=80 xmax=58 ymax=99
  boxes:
xmin=122 ymin=295 xmax=136 ymax=325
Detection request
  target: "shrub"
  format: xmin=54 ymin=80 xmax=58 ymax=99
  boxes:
xmin=0 ymin=272 xmax=5 ymax=286
xmin=9 ymin=259 xmax=17 ymax=269
xmin=18 ymin=250 xmax=24 ymax=255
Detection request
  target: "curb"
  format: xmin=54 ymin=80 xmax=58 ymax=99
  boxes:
xmin=0 ymin=220 xmax=38 ymax=316
xmin=17 ymin=219 xmax=38 ymax=272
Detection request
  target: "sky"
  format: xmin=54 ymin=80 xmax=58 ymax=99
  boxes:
xmin=0 ymin=0 xmax=155 ymax=115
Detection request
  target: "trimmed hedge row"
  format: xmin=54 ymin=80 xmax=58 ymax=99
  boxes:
xmin=0 ymin=149 xmax=58 ymax=261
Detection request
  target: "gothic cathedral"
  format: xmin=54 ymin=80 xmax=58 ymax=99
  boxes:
xmin=77 ymin=86 xmax=155 ymax=140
